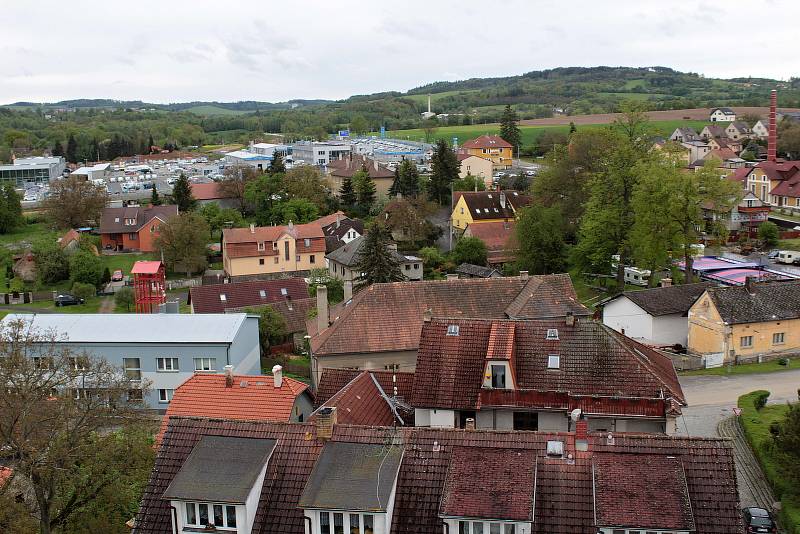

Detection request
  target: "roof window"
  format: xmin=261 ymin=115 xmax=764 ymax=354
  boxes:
xmin=547 ymin=354 xmax=560 ymax=369
xmin=446 ymin=324 xmax=460 ymax=336
xmin=474 ymin=209 xmax=480 ymax=214
xmin=487 ymin=194 xmax=492 ymax=198
xmin=259 ymin=290 xmax=267 ymax=298
xmin=280 ymin=288 xmax=288 ymax=296
xmin=219 ymin=294 xmax=227 ymax=302
xmin=546 ymin=328 xmax=559 ymax=340
xmin=546 ymin=440 xmax=564 ymax=457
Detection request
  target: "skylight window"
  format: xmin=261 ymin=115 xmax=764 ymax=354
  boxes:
xmin=487 ymin=194 xmax=492 ymax=198
xmin=259 ymin=290 xmax=267 ymax=298
xmin=446 ymin=324 xmax=460 ymax=336
xmin=547 ymin=354 xmax=560 ymax=369
xmin=219 ymin=294 xmax=227 ymax=302
xmin=484 ymin=208 xmax=489 ymax=213
xmin=280 ymin=288 xmax=288 ymax=296
xmin=546 ymin=328 xmax=559 ymax=340
xmin=546 ymin=440 xmax=564 ymax=457
xmin=474 ymin=209 xmax=480 ymax=214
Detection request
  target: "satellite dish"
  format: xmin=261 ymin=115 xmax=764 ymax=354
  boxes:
xmin=570 ymin=408 xmax=582 ymax=422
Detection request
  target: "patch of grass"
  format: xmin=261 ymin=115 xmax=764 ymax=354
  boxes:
xmin=15 ymin=296 xmax=107 ymax=314
xmin=99 ymin=252 xmax=156 ymax=275
xmin=738 ymin=391 xmax=800 ymax=533
xmin=681 ymin=358 xmax=796 ymax=376
xmin=0 ymin=222 xmax=54 ymax=247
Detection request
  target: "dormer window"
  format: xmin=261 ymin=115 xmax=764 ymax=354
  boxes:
xmin=546 ymin=328 xmax=559 ymax=340
xmin=490 ymin=364 xmax=506 ymax=388
xmin=258 ymin=241 xmax=265 ymax=251
xmin=546 ymin=440 xmax=564 ymax=457
xmin=304 ymin=238 xmax=311 ymax=247
xmin=547 ymin=354 xmax=560 ymax=369
xmin=447 ymin=324 xmax=460 ymax=336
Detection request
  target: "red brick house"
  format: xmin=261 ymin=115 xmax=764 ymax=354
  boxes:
xmin=99 ymin=205 xmax=177 ymax=252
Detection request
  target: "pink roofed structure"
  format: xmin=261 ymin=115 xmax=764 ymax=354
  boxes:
xmin=131 ymin=261 xmax=166 ymax=313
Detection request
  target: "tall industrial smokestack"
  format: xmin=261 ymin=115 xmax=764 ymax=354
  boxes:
xmin=768 ymin=89 xmax=777 ymax=162
xmin=427 ymin=94 xmax=431 ymax=114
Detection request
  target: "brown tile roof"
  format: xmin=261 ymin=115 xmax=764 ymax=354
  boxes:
xmin=706 ymin=279 xmax=800 ymax=324
xmin=223 ymin=222 xmax=326 ymax=258
xmin=327 ymin=154 xmax=394 ymax=179
xmin=190 ymin=182 xmax=229 ymax=201
xmin=312 ymin=371 xmax=411 ymax=426
xmin=727 ymin=166 xmax=751 ymax=182
xmin=313 ymin=211 xmax=347 ymax=228
xmin=465 ymin=220 xmax=516 ymax=255
xmin=594 ymin=453 xmax=695 ymax=530
xmin=411 ymin=318 xmax=685 ymax=413
xmin=462 ymin=135 xmax=513 ymax=149
xmin=310 ymin=275 xmax=587 ymax=357
xmin=189 ymin=278 xmax=309 ymax=314
xmin=770 ymin=172 xmax=800 ymax=198
xmin=755 ymin=160 xmax=800 ymax=182
xmin=440 ymin=446 xmax=536 ymax=520
xmin=98 ymin=205 xmax=177 ymax=234
xmin=57 ymin=229 xmax=80 ymax=248
xmin=154 ymin=374 xmax=309 ymax=447
xmin=264 ymin=297 xmax=316 ymax=334
xmin=315 ymin=368 xmax=415 ymax=406
xmin=135 ymin=418 xmax=742 ymax=534
xmin=455 ymin=190 xmax=531 ymax=220
xmin=610 ymin=282 xmax=715 ymax=317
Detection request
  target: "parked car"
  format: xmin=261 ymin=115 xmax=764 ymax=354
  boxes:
xmin=742 ymin=507 xmax=777 ymax=533
xmin=54 ymin=294 xmax=84 ymax=307
xmin=768 ymin=250 xmax=780 ymax=260
xmin=111 ymin=269 xmax=124 ymax=282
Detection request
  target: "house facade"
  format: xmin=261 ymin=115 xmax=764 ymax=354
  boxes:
xmin=725 ymin=121 xmax=752 ymax=140
xmin=461 ymin=135 xmax=513 ymax=170
xmin=709 ymin=107 xmax=736 ymax=122
xmin=702 ymin=191 xmax=770 ymax=235
xmin=1 ymin=313 xmax=261 ymax=409
xmin=700 ymin=124 xmax=727 ymax=140
xmin=222 ymin=222 xmax=326 ymax=277
xmin=457 ymin=153 xmax=494 ymax=185
xmin=744 ymin=160 xmax=800 ymax=205
xmin=327 ymin=155 xmax=395 ymax=199
xmin=326 ymin=235 xmax=423 ymax=289
xmin=451 ymin=190 xmax=531 ymax=231
xmin=688 ymin=279 xmax=800 ymax=365
xmin=600 ymin=282 xmax=714 ymax=346
xmin=412 ymin=317 xmax=686 ymax=434
xmin=669 ymin=127 xmax=700 ymax=143
xmin=752 ymin=119 xmax=770 ymax=138
xmin=99 ymin=205 xmax=177 ymax=252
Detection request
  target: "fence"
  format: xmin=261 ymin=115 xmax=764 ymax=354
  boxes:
xmin=166 ymin=278 xmax=201 ymax=290
xmin=1 ymin=291 xmax=54 ymax=305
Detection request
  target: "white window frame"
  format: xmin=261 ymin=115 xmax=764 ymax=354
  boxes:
xmin=547 ymin=354 xmax=560 ymax=369
xmin=156 ymin=357 xmax=179 ymax=372
xmin=457 ymin=520 xmax=520 ymax=534
xmin=773 ymin=332 xmax=785 ymax=345
xmin=194 ymin=357 xmax=217 ymax=372
xmin=317 ymin=511 xmax=375 ymax=534
xmin=158 ymin=389 xmax=174 ymax=403
xmin=447 ymin=324 xmax=460 ymax=336
xmin=740 ymin=336 xmax=753 ymax=348
xmin=184 ymin=501 xmax=237 ymax=530
xmin=546 ymin=328 xmax=559 ymax=340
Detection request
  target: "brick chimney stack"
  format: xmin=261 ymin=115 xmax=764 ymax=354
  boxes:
xmin=768 ymin=89 xmax=777 ymax=162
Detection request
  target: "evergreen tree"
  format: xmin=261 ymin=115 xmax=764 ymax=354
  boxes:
xmin=499 ymin=104 xmax=522 ymax=153
xmin=171 ymin=173 xmax=196 ymax=212
xmin=148 ymin=134 xmax=155 ymax=152
xmin=397 ymin=159 xmax=420 ymax=198
xmin=569 ymin=122 xmax=577 ymax=135
xmin=428 ymin=139 xmax=459 ymax=204
xmin=150 ymin=186 xmax=162 ymax=206
xmin=101 ymin=267 xmax=111 ymax=285
xmin=66 ymin=134 xmax=78 ymax=164
xmin=0 ymin=184 xmax=24 ymax=234
xmin=52 ymin=141 xmax=64 ymax=157
xmin=389 ymin=168 xmax=401 ymax=197
xmin=339 ymin=175 xmax=356 ymax=209
xmin=269 ymin=152 xmax=287 ymax=174
xmin=354 ymin=224 xmax=404 ymax=289
xmin=353 ymin=168 xmax=376 ymax=209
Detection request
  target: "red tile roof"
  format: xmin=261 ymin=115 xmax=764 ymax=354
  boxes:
xmin=0 ymin=466 xmax=12 ymax=488
xmin=190 ymin=182 xmax=229 ymax=201
xmin=130 ymin=260 xmax=163 ymax=275
xmin=411 ymin=318 xmax=685 ymax=414
xmin=223 ymin=222 xmax=326 ymax=258
xmin=594 ymin=453 xmax=695 ymax=530
xmin=315 ymin=368 xmax=415 ymax=406
xmin=465 ymin=220 xmax=517 ymax=256
xmin=155 ymin=373 xmax=309 ymax=446
xmin=440 ymin=446 xmax=536 ymax=521
xmin=312 ymin=371 xmax=411 ymax=426
xmin=189 ymin=278 xmax=309 ymax=313
xmin=770 ymin=172 xmax=800 ymax=198
xmin=135 ymin=418 xmax=743 ymax=534
xmin=58 ymin=229 xmax=80 ymax=248
xmin=727 ymin=166 xmax=751 ymax=182
xmin=309 ymin=275 xmax=588 ymax=357
xmin=462 ymin=135 xmax=513 ymax=149
xmin=755 ymin=160 xmax=800 ymax=182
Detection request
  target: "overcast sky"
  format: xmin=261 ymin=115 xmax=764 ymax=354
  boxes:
xmin=2 ymin=0 xmax=797 ymax=105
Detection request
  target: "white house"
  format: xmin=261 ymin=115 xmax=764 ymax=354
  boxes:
xmin=753 ymin=119 xmax=770 ymax=139
xmin=710 ymin=107 xmax=736 ymax=122
xmin=600 ymin=282 xmax=714 ymax=346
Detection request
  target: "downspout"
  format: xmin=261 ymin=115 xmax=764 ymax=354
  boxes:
xmin=169 ymin=505 xmax=178 ymax=534
xmin=442 ymin=520 xmax=450 ymax=534
xmin=304 ymin=515 xmax=312 ymax=534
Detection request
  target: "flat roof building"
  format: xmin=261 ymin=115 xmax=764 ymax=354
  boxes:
xmin=0 ymin=156 xmax=66 ymax=186
xmin=291 ymin=141 xmax=351 ymax=166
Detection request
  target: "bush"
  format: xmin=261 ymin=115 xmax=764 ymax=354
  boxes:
xmin=779 ymin=358 xmax=790 ymax=366
xmin=70 ymin=281 xmax=96 ymax=301
xmin=753 ymin=390 xmax=771 ymax=411
xmin=69 ymin=250 xmax=104 ymax=288
xmin=758 ymin=221 xmax=780 ymax=248
xmin=114 ymin=286 xmax=135 ymax=312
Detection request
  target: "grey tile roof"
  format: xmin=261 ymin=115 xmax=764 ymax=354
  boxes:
xmin=707 ymin=280 xmax=800 ymax=324
xmin=162 ymin=436 xmax=276 ymax=503
xmin=298 ymin=442 xmax=403 ymax=512
xmin=616 ymin=282 xmax=715 ymax=317
xmin=455 ymin=263 xmax=501 ymax=278
xmin=325 ymin=235 xmax=407 ymax=267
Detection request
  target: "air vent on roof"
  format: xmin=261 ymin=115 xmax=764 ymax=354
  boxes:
xmin=219 ymin=294 xmax=227 ymax=302
xmin=259 ymin=290 xmax=266 ymax=298
xmin=547 ymin=354 xmax=560 ymax=369
xmin=546 ymin=328 xmax=559 ymax=340
xmin=446 ymin=324 xmax=460 ymax=336
xmin=546 ymin=440 xmax=564 ymax=457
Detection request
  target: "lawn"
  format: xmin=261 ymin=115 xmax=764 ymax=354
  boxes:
xmin=680 ymin=358 xmax=796 ymax=376
xmin=738 ymin=391 xmax=800 ymax=533
xmin=6 ymin=296 xmax=108 ymax=314
xmin=778 ymin=238 xmax=800 ymax=250
xmin=0 ymin=222 xmax=55 ymax=247
xmin=99 ymin=252 xmax=156 ymax=275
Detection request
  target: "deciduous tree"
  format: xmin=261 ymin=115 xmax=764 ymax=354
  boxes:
xmin=515 ymin=205 xmax=566 ymax=274
xmin=114 ymin=286 xmax=135 ymax=312
xmin=68 ymin=250 xmax=104 ymax=287
xmin=451 ymin=236 xmax=488 ymax=266
xmin=44 ymin=176 xmax=109 ymax=229
xmin=155 ymin=213 xmax=209 ymax=276
xmin=32 ymin=238 xmax=69 ymax=285
xmin=758 ymin=221 xmax=780 ymax=248
xmin=283 ymin=166 xmax=333 ymax=212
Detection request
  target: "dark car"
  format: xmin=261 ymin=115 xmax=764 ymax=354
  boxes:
xmin=768 ymin=250 xmax=780 ymax=260
xmin=742 ymin=507 xmax=777 ymax=533
xmin=54 ymin=294 xmax=84 ymax=307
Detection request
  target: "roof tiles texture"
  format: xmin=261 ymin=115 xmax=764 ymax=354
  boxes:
xmin=313 ymin=371 xmax=402 ymax=427
xmin=99 ymin=205 xmax=177 ymax=234
xmin=189 ymin=278 xmax=309 ymax=313
xmin=462 ymin=135 xmax=513 ymax=149
xmin=135 ymin=418 xmax=742 ymax=534
xmin=618 ymin=282 xmax=715 ymax=316
xmin=707 ymin=280 xmax=800 ymax=324
xmin=455 ymin=190 xmax=531 ymax=221
xmin=315 ymin=368 xmax=415 ymax=406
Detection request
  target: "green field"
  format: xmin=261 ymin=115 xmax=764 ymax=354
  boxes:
xmin=738 ymin=391 xmax=800 ymax=532
xmin=184 ymin=105 xmax=250 ymax=116
xmin=379 ymin=119 xmax=716 ymax=146
xmin=0 ymin=223 xmax=55 ymax=247
xmin=402 ymin=90 xmax=480 ymax=105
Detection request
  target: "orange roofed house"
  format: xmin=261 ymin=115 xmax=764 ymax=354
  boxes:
xmin=222 ymin=221 xmax=326 ymax=277
xmin=99 ymin=205 xmax=177 ymax=252
xmin=461 ymin=135 xmax=514 ymax=171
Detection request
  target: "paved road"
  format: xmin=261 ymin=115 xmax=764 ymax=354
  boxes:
xmin=681 ymin=369 xmax=800 ymax=407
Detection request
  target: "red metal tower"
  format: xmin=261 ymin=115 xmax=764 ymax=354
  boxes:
xmin=131 ymin=261 xmax=166 ymax=313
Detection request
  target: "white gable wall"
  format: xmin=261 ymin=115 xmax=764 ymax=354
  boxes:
xmin=602 ymin=297 xmax=654 ymax=341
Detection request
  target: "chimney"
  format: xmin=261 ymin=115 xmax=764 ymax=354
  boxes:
xmin=288 ymin=220 xmax=294 ymax=231
xmin=315 ymin=407 xmax=337 ymax=440
xmin=423 ymin=308 xmax=432 ymax=322
xmin=565 ymin=311 xmax=575 ymax=327
xmin=224 ymin=364 xmax=234 ymax=388
xmin=575 ymin=418 xmax=589 ymax=452
xmin=660 ymin=277 xmax=672 ymax=288
xmin=499 ymin=191 xmax=507 ymax=209
xmin=744 ymin=276 xmax=757 ymax=294
xmin=519 ymin=270 xmax=529 ymax=280
xmin=336 ymin=213 xmax=341 ymax=228
xmin=343 ymin=280 xmax=353 ymax=301
xmin=249 ymin=223 xmax=255 ymax=234
xmin=271 ymin=364 xmax=283 ymax=388
xmin=496 ymin=184 xmax=501 ymax=192
xmin=446 ymin=273 xmax=459 ymax=281
xmin=427 ymin=94 xmax=431 ymax=114
xmin=768 ymin=89 xmax=777 ymax=162
xmin=465 ymin=417 xmax=476 ymax=431
xmin=316 ymin=285 xmax=329 ymax=333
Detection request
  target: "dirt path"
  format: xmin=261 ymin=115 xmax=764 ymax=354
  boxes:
xmin=97 ymin=297 xmax=115 ymax=313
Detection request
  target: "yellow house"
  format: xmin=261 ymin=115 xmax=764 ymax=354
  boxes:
xmin=744 ymin=160 xmax=800 ymax=205
xmin=222 ymin=222 xmax=326 ymax=277
xmin=461 ymin=135 xmax=513 ymax=170
xmin=451 ymin=190 xmax=531 ymax=231
xmin=688 ymin=279 xmax=800 ymax=364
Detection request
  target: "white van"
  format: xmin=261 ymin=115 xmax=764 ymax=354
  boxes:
xmin=624 ymin=267 xmax=651 ymax=287
xmin=777 ymin=251 xmax=800 ymax=265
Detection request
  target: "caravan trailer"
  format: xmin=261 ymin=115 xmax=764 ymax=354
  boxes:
xmin=777 ymin=251 xmax=800 ymax=265
xmin=624 ymin=267 xmax=651 ymax=287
